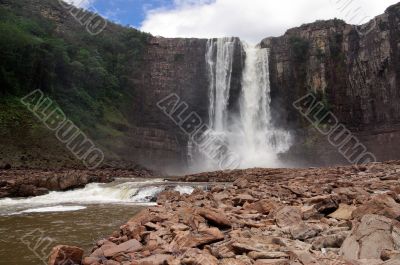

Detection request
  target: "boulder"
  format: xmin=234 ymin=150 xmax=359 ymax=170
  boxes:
xmin=103 ymin=239 xmax=142 ymax=257
xmin=197 ymin=208 xmax=231 ymax=228
xmin=244 ymin=199 xmax=281 ymax=215
xmin=340 ymin=214 xmax=400 ymax=260
xmin=352 ymin=195 xmax=400 ymax=220
xmin=275 ymin=206 xmax=302 ymax=227
xmin=136 ymin=254 xmax=174 ymax=265
xmin=290 ymin=223 xmax=321 ymax=240
xmin=48 ymin=245 xmax=84 ymax=265
xmin=328 ymin=204 xmax=356 ymax=220
xmin=169 ymin=227 xmax=224 ymax=251
xmin=233 ymin=194 xmax=256 ymax=206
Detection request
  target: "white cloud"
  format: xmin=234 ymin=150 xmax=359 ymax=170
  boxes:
xmin=64 ymin=0 xmax=94 ymax=8
xmin=140 ymin=0 xmax=399 ymax=43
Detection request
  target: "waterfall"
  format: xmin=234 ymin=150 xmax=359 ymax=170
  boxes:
xmin=191 ymin=39 xmax=291 ymax=171
xmin=236 ymin=43 xmax=292 ymax=168
xmin=206 ymin=37 xmax=236 ymax=131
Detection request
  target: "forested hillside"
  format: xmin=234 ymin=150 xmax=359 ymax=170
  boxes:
xmin=0 ymin=0 xmax=150 ymax=168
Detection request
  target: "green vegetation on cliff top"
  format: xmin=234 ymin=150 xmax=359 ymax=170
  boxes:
xmin=0 ymin=0 xmax=150 ymax=167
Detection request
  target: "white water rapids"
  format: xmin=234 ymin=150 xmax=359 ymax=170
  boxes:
xmin=191 ymin=38 xmax=292 ymax=171
xmin=0 ymin=179 xmax=196 ymax=215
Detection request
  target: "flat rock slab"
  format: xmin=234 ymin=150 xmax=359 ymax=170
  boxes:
xmin=104 ymin=239 xmax=143 ymax=257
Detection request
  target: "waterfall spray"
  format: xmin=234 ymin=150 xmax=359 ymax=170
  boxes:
xmin=191 ymin=38 xmax=291 ymax=172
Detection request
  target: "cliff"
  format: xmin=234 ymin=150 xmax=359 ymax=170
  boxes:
xmin=2 ymin=0 xmax=400 ymax=171
xmin=262 ymin=3 xmax=400 ymax=165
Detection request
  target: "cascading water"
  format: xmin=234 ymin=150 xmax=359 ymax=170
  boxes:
xmin=192 ymin=39 xmax=292 ymax=171
xmin=206 ymin=37 xmax=236 ymax=131
xmin=235 ymin=43 xmax=292 ymax=167
xmin=0 ymin=179 xmax=197 ymax=215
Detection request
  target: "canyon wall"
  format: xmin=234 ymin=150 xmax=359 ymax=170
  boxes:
xmin=3 ymin=0 xmax=400 ymax=171
xmin=262 ymin=3 xmax=400 ymax=166
xmin=119 ymin=37 xmax=244 ymax=172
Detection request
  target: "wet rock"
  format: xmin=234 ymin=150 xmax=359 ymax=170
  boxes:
xmin=157 ymin=190 xmax=181 ymax=204
xmin=48 ymin=245 xmax=84 ymax=265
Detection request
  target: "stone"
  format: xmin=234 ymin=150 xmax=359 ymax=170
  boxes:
xmin=219 ymin=258 xmax=250 ymax=265
xmin=82 ymin=257 xmax=100 ymax=265
xmin=311 ymin=232 xmax=349 ymax=250
xmin=233 ymin=178 xmax=249 ymax=189
xmin=352 ymin=195 xmax=400 ymax=220
xmin=48 ymin=245 xmax=84 ymax=265
xmin=197 ymin=208 xmax=231 ymax=228
xmin=275 ymin=207 xmax=302 ymax=227
xmin=233 ymin=194 xmax=256 ymax=206
xmin=244 ymin=199 xmax=280 ymax=215
xmin=103 ymin=239 xmax=143 ymax=257
xmin=136 ymin=254 xmax=174 ymax=265
xmin=328 ymin=204 xmax=356 ymax=220
xmin=181 ymin=252 xmax=218 ymax=265
xmin=290 ymin=223 xmax=321 ymax=240
xmin=169 ymin=227 xmax=224 ymax=251
xmin=340 ymin=214 xmax=400 ymax=260
xmin=381 ymin=249 xmax=400 ymax=261
xmin=254 ymin=259 xmax=290 ymax=265
xmin=248 ymin=251 xmax=289 ymax=259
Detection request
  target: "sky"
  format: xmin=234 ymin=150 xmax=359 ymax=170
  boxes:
xmin=68 ymin=0 xmax=399 ymax=43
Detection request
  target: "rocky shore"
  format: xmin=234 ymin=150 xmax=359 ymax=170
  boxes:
xmin=51 ymin=161 xmax=400 ymax=264
xmin=0 ymin=167 xmax=154 ymax=198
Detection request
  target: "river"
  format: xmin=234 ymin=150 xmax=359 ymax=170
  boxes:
xmin=0 ymin=178 xmax=201 ymax=265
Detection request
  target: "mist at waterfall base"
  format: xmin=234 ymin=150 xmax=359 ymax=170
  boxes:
xmin=189 ymin=38 xmax=292 ymax=173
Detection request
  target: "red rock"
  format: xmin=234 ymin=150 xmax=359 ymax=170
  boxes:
xmin=136 ymin=254 xmax=174 ymax=265
xmin=48 ymin=245 xmax=84 ymax=265
xmin=340 ymin=214 xmax=400 ymax=260
xmin=197 ymin=208 xmax=231 ymax=227
xmin=352 ymin=194 xmax=400 ymax=220
xmin=254 ymin=259 xmax=290 ymax=265
xmin=275 ymin=206 xmax=302 ymax=227
xmin=104 ymin=239 xmax=143 ymax=257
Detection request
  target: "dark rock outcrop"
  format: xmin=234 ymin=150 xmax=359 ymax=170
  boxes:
xmin=262 ymin=3 xmax=400 ymax=165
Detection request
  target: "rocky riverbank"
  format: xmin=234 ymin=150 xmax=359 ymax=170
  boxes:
xmin=52 ymin=161 xmax=400 ymax=264
xmin=0 ymin=167 xmax=154 ymax=198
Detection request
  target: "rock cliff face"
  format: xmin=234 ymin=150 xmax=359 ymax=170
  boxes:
xmin=138 ymin=3 xmax=400 ymax=169
xmin=261 ymin=3 xmax=400 ymax=165
xmin=123 ymin=37 xmax=244 ymax=172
